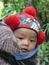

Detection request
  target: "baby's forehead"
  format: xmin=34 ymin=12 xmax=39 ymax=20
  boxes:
xmin=14 ymin=28 xmax=37 ymax=38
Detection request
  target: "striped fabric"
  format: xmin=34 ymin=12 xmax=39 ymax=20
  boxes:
xmin=0 ymin=22 xmax=20 ymax=65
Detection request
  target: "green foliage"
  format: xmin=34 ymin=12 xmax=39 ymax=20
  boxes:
xmin=38 ymin=42 xmax=49 ymax=65
xmin=33 ymin=0 xmax=49 ymax=22
xmin=1 ymin=4 xmax=17 ymax=19
xmin=44 ymin=23 xmax=49 ymax=36
xmin=34 ymin=0 xmax=49 ymax=11
xmin=0 ymin=0 xmax=3 ymax=2
xmin=1 ymin=0 xmax=25 ymax=19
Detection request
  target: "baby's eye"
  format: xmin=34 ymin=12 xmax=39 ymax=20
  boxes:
xmin=30 ymin=39 xmax=35 ymax=42
xmin=18 ymin=37 xmax=24 ymax=40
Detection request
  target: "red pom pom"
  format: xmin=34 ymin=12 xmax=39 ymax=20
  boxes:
xmin=23 ymin=6 xmax=36 ymax=18
xmin=4 ymin=15 xmax=20 ymax=31
xmin=37 ymin=30 xmax=46 ymax=45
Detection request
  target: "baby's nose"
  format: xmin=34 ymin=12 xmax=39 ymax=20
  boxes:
xmin=23 ymin=39 xmax=29 ymax=46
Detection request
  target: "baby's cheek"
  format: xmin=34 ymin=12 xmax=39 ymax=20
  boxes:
xmin=30 ymin=43 xmax=36 ymax=50
xmin=16 ymin=41 xmax=21 ymax=48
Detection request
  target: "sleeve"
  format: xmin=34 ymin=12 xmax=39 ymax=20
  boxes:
xmin=1 ymin=38 xmax=20 ymax=54
xmin=0 ymin=25 xmax=20 ymax=55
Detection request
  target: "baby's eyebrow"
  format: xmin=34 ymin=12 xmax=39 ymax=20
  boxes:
xmin=30 ymin=36 xmax=37 ymax=39
xmin=30 ymin=35 xmax=37 ymax=38
xmin=18 ymin=32 xmax=25 ymax=36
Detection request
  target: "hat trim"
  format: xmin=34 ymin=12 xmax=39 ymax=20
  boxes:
xmin=14 ymin=27 xmax=38 ymax=34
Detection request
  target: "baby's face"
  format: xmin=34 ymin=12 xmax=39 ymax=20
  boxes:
xmin=14 ymin=28 xmax=37 ymax=52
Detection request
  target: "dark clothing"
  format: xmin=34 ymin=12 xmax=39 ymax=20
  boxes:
xmin=0 ymin=50 xmax=37 ymax=65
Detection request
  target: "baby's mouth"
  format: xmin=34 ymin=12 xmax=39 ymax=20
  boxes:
xmin=21 ymin=48 xmax=29 ymax=52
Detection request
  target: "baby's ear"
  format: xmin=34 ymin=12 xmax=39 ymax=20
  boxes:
xmin=37 ymin=30 xmax=46 ymax=45
xmin=4 ymin=15 xmax=20 ymax=31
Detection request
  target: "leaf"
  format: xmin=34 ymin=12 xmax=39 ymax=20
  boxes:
xmin=44 ymin=57 xmax=49 ymax=62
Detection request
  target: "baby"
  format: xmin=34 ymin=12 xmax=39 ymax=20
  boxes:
xmin=4 ymin=6 xmax=46 ymax=65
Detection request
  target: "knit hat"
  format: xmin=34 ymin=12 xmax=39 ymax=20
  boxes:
xmin=23 ymin=6 xmax=36 ymax=18
xmin=15 ymin=14 xmax=40 ymax=33
xmin=4 ymin=6 xmax=46 ymax=45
